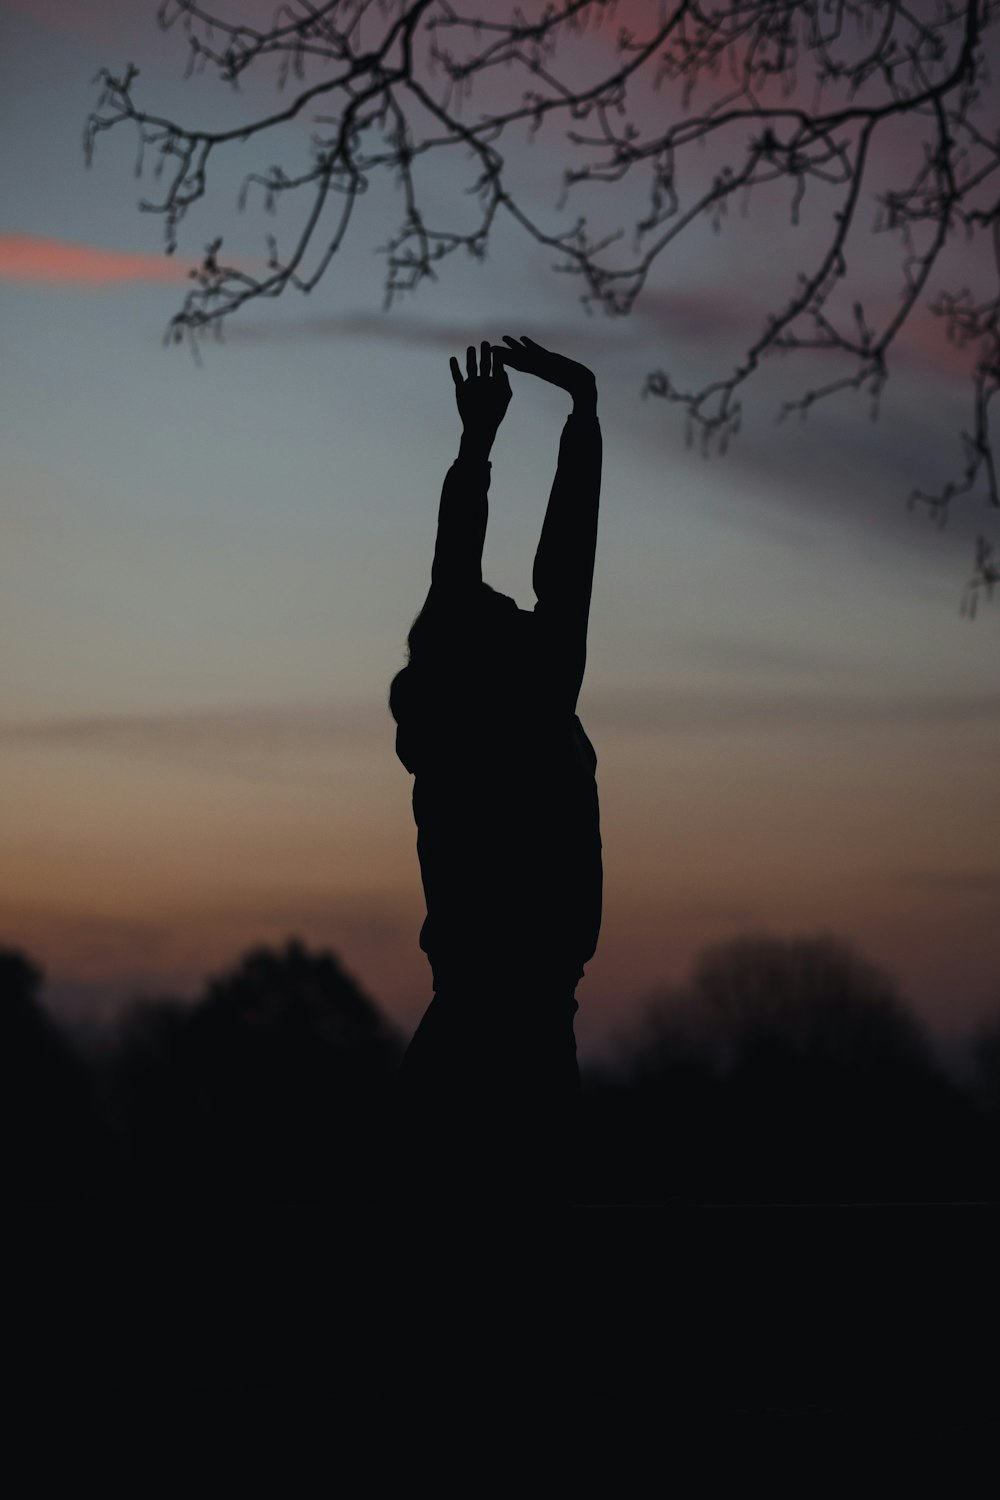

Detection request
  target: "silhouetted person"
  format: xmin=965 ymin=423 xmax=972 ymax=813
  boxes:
xmin=389 ymin=336 xmax=602 ymax=1199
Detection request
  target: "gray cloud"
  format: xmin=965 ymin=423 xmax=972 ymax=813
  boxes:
xmin=0 ymin=701 xmax=386 ymax=752
xmin=9 ymin=685 xmax=998 ymax=759
xmin=0 ymin=702 xmax=392 ymax=784
xmin=7 ymin=890 xmax=407 ymax=953
xmin=215 ymin=309 xmax=630 ymax=352
xmin=611 ymin=260 xmax=984 ymax=569
xmin=631 ymin=357 xmax=984 ymax=577
xmin=629 ymin=285 xmax=763 ymax=348
xmin=215 ymin=293 xmax=978 ymax=581
xmin=672 ymin=631 xmax=868 ymax=682
xmin=629 ymin=282 xmax=978 ymax=382
xmin=211 ymin=299 xmax=974 ymax=584
xmin=891 ymin=871 xmax=1000 ymax=894
xmin=583 ymin=683 xmax=1000 ymax=734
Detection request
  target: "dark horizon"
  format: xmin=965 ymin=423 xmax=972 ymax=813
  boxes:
xmin=5 ymin=929 xmax=998 ymax=1204
xmin=24 ymin=924 xmax=999 ymax=1074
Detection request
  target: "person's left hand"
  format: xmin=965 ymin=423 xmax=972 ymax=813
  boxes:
xmin=490 ymin=335 xmax=596 ymax=405
xmin=450 ymin=341 xmax=512 ymax=439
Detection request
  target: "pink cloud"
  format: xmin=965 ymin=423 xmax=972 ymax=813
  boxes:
xmin=0 ymin=0 xmax=155 ymax=46
xmin=891 ymin=303 xmax=976 ymax=379
xmin=0 ymin=234 xmax=191 ymax=286
xmin=0 ymin=0 xmax=333 ymax=46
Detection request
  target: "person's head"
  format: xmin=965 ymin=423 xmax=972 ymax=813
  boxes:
xmin=389 ymin=583 xmax=530 ymax=723
xmin=406 ymin=583 xmax=523 ymax=662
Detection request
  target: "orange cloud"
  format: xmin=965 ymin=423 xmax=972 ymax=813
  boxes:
xmin=0 ymin=234 xmax=190 ymax=285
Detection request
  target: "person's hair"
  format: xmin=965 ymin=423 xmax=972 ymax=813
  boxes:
xmin=388 ymin=583 xmax=518 ymax=724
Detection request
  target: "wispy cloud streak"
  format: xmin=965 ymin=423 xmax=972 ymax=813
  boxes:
xmin=0 ymin=234 xmax=189 ymax=285
xmin=892 ymin=871 xmax=1000 ymax=894
xmin=1 ymin=701 xmax=384 ymax=743
xmin=5 ymin=687 xmax=999 ymax=756
xmin=584 ymin=685 xmax=1000 ymax=734
xmin=216 ymin=310 xmax=637 ymax=351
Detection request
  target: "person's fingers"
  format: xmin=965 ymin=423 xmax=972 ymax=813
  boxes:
xmin=481 ymin=339 xmax=491 ymax=377
xmin=492 ymin=344 xmax=524 ymax=368
xmin=449 ymin=356 xmax=462 ymax=389
xmin=466 ymin=344 xmax=476 ymax=378
xmin=502 ymin=334 xmax=547 ymax=366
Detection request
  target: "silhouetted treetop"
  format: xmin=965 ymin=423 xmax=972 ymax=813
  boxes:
xmin=1 ymin=947 xmax=109 ymax=1196
xmin=627 ymin=932 xmax=928 ymax=1071
xmin=198 ymin=937 xmax=399 ymax=1052
xmin=0 ymin=945 xmax=44 ymax=1018
xmin=104 ymin=938 xmax=402 ymax=1199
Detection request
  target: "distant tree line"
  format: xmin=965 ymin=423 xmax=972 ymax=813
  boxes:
xmin=2 ymin=934 xmax=997 ymax=1202
xmin=585 ymin=935 xmax=998 ymax=1203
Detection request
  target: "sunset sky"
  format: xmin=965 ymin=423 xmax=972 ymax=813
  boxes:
xmin=2 ymin=0 xmax=998 ymax=1055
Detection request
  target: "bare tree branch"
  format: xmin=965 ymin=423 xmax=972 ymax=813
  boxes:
xmin=85 ymin=0 xmax=1000 ymax=599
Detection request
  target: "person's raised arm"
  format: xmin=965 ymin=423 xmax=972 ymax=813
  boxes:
xmin=532 ymin=385 xmax=601 ymax=628
xmin=429 ymin=342 xmax=512 ymax=596
xmin=492 ymin=336 xmax=601 ymax=711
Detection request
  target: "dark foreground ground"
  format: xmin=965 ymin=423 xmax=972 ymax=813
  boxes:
xmin=10 ymin=1205 xmax=997 ymax=1477
xmin=6 ymin=938 xmax=998 ymax=1453
xmin=6 ymin=936 xmax=1000 ymax=1207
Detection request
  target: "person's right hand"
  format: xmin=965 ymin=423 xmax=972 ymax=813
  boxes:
xmin=490 ymin=335 xmax=596 ymax=404
xmin=450 ymin=341 xmax=512 ymax=439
